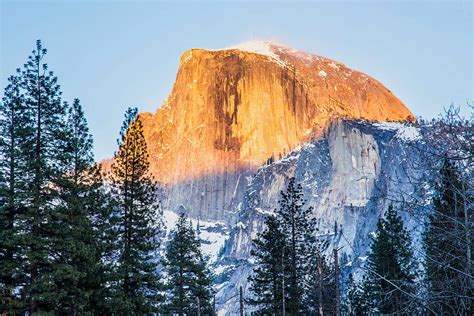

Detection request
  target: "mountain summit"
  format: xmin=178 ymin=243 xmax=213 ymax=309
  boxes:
xmin=138 ymin=41 xmax=413 ymax=187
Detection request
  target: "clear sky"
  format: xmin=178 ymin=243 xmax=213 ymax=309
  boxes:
xmin=1 ymin=0 xmax=472 ymax=161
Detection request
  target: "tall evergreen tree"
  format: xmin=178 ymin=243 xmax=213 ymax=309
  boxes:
xmin=49 ymin=99 xmax=115 ymax=315
xmin=162 ymin=214 xmax=214 ymax=315
xmin=15 ymin=39 xmax=67 ymax=314
xmin=111 ymin=107 xmax=161 ymax=314
xmin=362 ymin=205 xmax=417 ymax=314
xmin=249 ymin=178 xmax=329 ymax=315
xmin=305 ymin=249 xmax=336 ymax=315
xmin=276 ymin=177 xmax=318 ymax=314
xmin=85 ymin=173 xmax=119 ymax=315
xmin=424 ymin=159 xmax=472 ymax=314
xmin=247 ymin=215 xmax=288 ymax=315
xmin=0 ymin=72 xmax=28 ymax=313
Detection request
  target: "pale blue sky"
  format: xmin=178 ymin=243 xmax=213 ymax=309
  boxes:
xmin=1 ymin=0 xmax=472 ymax=161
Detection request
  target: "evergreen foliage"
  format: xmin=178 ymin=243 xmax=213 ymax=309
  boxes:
xmin=276 ymin=177 xmax=321 ymax=314
xmin=247 ymin=215 xmax=287 ymax=315
xmin=305 ymin=250 xmax=336 ymax=315
xmin=248 ymin=177 xmax=335 ymax=315
xmin=110 ymin=107 xmax=161 ymax=314
xmin=49 ymin=98 xmax=115 ymax=315
xmin=17 ymin=39 xmax=67 ymax=313
xmin=424 ymin=159 xmax=472 ymax=314
xmin=162 ymin=214 xmax=214 ymax=315
xmin=0 ymin=71 xmax=28 ymax=313
xmin=346 ymin=273 xmax=367 ymax=316
xmin=0 ymin=41 xmax=128 ymax=315
xmin=362 ymin=205 xmax=417 ymax=314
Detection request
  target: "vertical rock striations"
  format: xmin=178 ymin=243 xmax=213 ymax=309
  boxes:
xmin=136 ymin=41 xmax=414 ymax=220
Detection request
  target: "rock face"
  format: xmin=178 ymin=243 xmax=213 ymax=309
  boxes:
xmin=112 ymin=41 xmax=423 ymax=314
xmin=138 ymin=41 xmax=414 ymax=220
xmin=215 ymin=120 xmax=426 ymax=314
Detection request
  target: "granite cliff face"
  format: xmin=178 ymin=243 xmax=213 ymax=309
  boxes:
xmin=214 ymin=120 xmax=426 ymax=314
xmin=137 ymin=41 xmax=414 ymax=220
xmin=112 ymin=41 xmax=422 ymax=314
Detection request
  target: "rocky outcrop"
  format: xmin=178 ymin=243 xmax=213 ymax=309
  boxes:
xmin=136 ymin=41 xmax=414 ymax=220
xmin=215 ymin=120 xmax=426 ymax=314
xmin=107 ymin=41 xmax=423 ymax=314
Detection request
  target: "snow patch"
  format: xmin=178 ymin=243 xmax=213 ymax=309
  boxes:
xmin=236 ymin=221 xmax=246 ymax=230
xmin=226 ymin=41 xmax=278 ymax=59
xmin=319 ymin=70 xmax=327 ymax=78
xmin=224 ymin=40 xmax=288 ymax=68
xmin=183 ymin=51 xmax=192 ymax=64
xmin=255 ymin=207 xmax=275 ymax=216
xmin=373 ymin=122 xmax=422 ymax=142
xmin=396 ymin=126 xmax=422 ymax=142
xmin=162 ymin=210 xmax=229 ymax=263
xmin=328 ymin=61 xmax=340 ymax=70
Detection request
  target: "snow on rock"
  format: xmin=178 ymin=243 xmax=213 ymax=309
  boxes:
xmin=214 ymin=120 xmax=428 ymax=314
xmin=183 ymin=50 xmax=193 ymax=64
xmin=319 ymin=70 xmax=328 ymax=77
xmin=226 ymin=40 xmax=279 ymax=59
xmin=224 ymin=40 xmax=288 ymax=68
xmin=328 ymin=61 xmax=340 ymax=70
xmin=373 ymin=122 xmax=422 ymax=142
xmin=236 ymin=221 xmax=246 ymax=230
xmin=162 ymin=210 xmax=229 ymax=263
xmin=132 ymin=42 xmax=414 ymax=226
xmin=396 ymin=126 xmax=422 ymax=142
xmin=162 ymin=209 xmax=180 ymax=234
xmin=214 ymin=264 xmax=235 ymax=276
xmin=255 ymin=207 xmax=275 ymax=216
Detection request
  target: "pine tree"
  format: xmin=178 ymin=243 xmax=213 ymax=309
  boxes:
xmin=247 ymin=215 xmax=288 ymax=315
xmin=16 ymin=39 xmax=67 ymax=314
xmin=0 ymin=40 xmax=117 ymax=315
xmin=85 ymin=174 xmax=119 ymax=315
xmin=362 ymin=205 xmax=417 ymax=314
xmin=424 ymin=159 xmax=472 ymax=314
xmin=346 ymin=273 xmax=367 ymax=316
xmin=276 ymin=177 xmax=317 ymax=314
xmin=192 ymin=246 xmax=214 ymax=315
xmin=111 ymin=107 xmax=161 ymax=314
xmin=0 ymin=72 xmax=28 ymax=313
xmin=249 ymin=178 xmax=330 ymax=315
xmin=48 ymin=98 xmax=113 ymax=315
xmin=162 ymin=214 xmax=214 ymax=315
xmin=305 ymin=250 xmax=336 ymax=315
